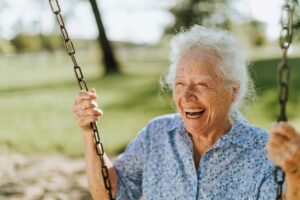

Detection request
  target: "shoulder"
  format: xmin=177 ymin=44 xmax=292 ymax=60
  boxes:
xmin=230 ymin=118 xmax=276 ymax=168
xmin=230 ymin=115 xmax=270 ymax=149
xmin=242 ymin=122 xmax=269 ymax=148
xmin=146 ymin=113 xmax=182 ymax=131
xmin=135 ymin=113 xmax=184 ymax=144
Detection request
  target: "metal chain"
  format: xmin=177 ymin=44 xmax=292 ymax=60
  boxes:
xmin=274 ymin=168 xmax=285 ymax=200
xmin=48 ymin=1 xmax=114 ymax=199
xmin=274 ymin=0 xmax=294 ymax=199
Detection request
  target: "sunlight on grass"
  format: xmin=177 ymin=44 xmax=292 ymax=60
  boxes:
xmin=0 ymin=50 xmax=173 ymax=156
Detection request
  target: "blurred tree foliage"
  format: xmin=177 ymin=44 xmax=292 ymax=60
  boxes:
xmin=166 ymin=0 xmax=232 ymax=33
xmin=244 ymin=21 xmax=268 ymax=47
xmin=10 ymin=34 xmax=63 ymax=53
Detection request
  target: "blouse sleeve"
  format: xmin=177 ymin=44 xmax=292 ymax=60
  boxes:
xmin=113 ymin=126 xmax=149 ymax=200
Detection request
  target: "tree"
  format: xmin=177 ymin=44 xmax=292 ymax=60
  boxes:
xmin=88 ymin=0 xmax=120 ymax=75
xmin=247 ymin=20 xmax=268 ymax=47
xmin=292 ymin=0 xmax=300 ymax=40
xmin=166 ymin=0 xmax=231 ymax=33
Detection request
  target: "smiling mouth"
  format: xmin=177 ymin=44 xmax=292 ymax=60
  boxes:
xmin=184 ymin=108 xmax=205 ymax=119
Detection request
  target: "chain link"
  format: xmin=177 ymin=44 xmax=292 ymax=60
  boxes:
xmin=48 ymin=0 xmax=114 ymax=199
xmin=274 ymin=0 xmax=294 ymax=199
xmin=274 ymin=167 xmax=286 ymax=200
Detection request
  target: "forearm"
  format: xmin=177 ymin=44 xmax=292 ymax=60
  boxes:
xmin=82 ymin=128 xmax=118 ymax=200
xmin=284 ymin=173 xmax=300 ymax=200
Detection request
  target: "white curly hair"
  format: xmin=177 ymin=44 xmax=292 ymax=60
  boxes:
xmin=165 ymin=25 xmax=255 ymax=121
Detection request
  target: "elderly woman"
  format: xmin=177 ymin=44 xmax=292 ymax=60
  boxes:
xmin=73 ymin=26 xmax=300 ymax=200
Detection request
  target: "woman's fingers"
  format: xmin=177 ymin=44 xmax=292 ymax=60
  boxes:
xmin=269 ymin=122 xmax=297 ymax=139
xmin=267 ymin=123 xmax=300 ymax=176
xmin=78 ymin=99 xmax=98 ymax=110
xmin=268 ymin=136 xmax=296 ymax=166
xmin=75 ymin=107 xmax=103 ymax=117
xmin=90 ymin=88 xmax=96 ymax=94
xmin=73 ymin=89 xmax=103 ymax=129
xmin=74 ymin=107 xmax=103 ymax=127
xmin=76 ymin=90 xmax=98 ymax=102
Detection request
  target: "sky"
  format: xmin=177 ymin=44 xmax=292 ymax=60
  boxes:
xmin=234 ymin=0 xmax=281 ymax=40
xmin=0 ymin=0 xmax=282 ymax=44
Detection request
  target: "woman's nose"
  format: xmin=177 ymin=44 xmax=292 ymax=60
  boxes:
xmin=183 ymin=85 xmax=197 ymax=101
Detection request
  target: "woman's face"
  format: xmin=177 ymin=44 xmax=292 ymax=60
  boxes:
xmin=173 ymin=47 xmax=236 ymax=135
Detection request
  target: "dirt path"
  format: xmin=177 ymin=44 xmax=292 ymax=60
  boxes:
xmin=0 ymin=154 xmax=92 ymax=200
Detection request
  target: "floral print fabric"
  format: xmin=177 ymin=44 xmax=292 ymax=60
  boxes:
xmin=113 ymin=113 xmax=277 ymax=200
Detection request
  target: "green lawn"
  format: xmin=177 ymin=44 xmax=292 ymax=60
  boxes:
xmin=0 ymin=47 xmax=299 ymax=157
xmin=245 ymin=58 xmax=300 ymax=128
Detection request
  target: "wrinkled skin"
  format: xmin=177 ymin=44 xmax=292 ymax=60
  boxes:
xmin=268 ymin=123 xmax=300 ymax=176
xmin=72 ymin=88 xmax=103 ymax=131
xmin=268 ymin=122 xmax=300 ymax=199
xmin=172 ymin=47 xmax=239 ymax=165
xmin=172 ymin=47 xmax=236 ymax=141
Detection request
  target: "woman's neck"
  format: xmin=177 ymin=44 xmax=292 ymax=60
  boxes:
xmin=189 ymin=120 xmax=232 ymax=168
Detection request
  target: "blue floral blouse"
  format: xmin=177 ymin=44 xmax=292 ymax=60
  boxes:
xmin=113 ymin=113 xmax=278 ymax=200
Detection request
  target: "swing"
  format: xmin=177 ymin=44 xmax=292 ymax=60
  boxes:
xmin=48 ymin=1 xmax=114 ymax=200
xmin=274 ymin=0 xmax=294 ymax=199
xmin=48 ymin=0 xmax=296 ymax=199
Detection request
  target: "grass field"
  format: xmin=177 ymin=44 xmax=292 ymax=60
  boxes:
xmin=0 ymin=45 xmax=299 ymax=157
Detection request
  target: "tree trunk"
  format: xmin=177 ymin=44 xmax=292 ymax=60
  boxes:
xmin=88 ymin=0 xmax=120 ymax=75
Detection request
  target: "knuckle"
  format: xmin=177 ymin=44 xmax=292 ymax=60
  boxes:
xmin=76 ymin=91 xmax=83 ymax=99
xmin=91 ymin=110 xmax=97 ymax=116
xmin=91 ymin=100 xmax=98 ymax=107
xmin=77 ymin=91 xmax=88 ymax=99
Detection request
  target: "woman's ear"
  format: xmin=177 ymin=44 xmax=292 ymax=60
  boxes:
xmin=231 ymin=82 xmax=240 ymax=101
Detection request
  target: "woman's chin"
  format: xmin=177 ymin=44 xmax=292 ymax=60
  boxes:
xmin=183 ymin=116 xmax=207 ymax=133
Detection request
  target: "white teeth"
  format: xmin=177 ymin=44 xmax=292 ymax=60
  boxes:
xmin=183 ymin=108 xmax=204 ymax=113
xmin=186 ymin=115 xmax=200 ymax=119
xmin=184 ymin=108 xmax=205 ymax=119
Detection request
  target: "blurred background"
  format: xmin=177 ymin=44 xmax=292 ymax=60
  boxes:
xmin=0 ymin=0 xmax=299 ymax=199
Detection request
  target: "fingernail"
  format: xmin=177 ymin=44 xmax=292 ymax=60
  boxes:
xmin=93 ymin=108 xmax=102 ymax=115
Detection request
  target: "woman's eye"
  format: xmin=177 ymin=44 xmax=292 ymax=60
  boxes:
xmin=175 ymin=82 xmax=184 ymax=86
xmin=196 ymin=82 xmax=208 ymax=87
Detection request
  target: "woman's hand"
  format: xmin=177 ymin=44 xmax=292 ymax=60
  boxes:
xmin=72 ymin=88 xmax=103 ymax=131
xmin=267 ymin=122 xmax=300 ymax=200
xmin=267 ymin=122 xmax=300 ymax=178
xmin=73 ymin=89 xmax=118 ymax=199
